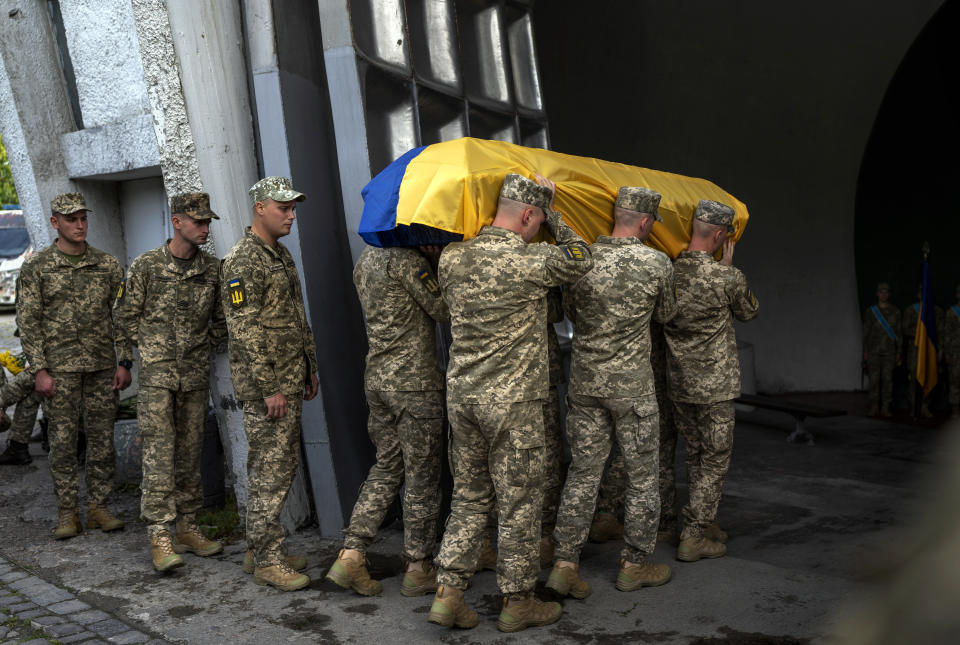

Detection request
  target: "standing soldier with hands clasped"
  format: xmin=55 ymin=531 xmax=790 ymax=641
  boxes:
xmin=114 ymin=192 xmax=227 ymax=572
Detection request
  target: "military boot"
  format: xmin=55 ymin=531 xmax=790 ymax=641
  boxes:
xmin=172 ymin=520 xmax=223 ymax=556
xmin=242 ymin=549 xmax=307 ymax=574
xmin=676 ymin=528 xmax=727 ymax=562
xmin=0 ymin=440 xmax=31 ymax=466
xmin=496 ymin=593 xmax=562 ymax=633
xmin=545 ymin=562 xmax=591 ymax=599
xmin=254 ymin=562 xmax=310 ymax=591
xmin=477 ymin=535 xmax=497 ymax=571
xmin=150 ymin=533 xmax=185 ymax=572
xmin=52 ymin=509 xmax=82 ymax=540
xmin=400 ymin=559 xmax=439 ymax=597
xmin=87 ymin=504 xmax=124 ymax=532
xmin=705 ymin=521 xmax=728 ymax=544
xmin=325 ymin=549 xmax=382 ymax=596
xmin=589 ymin=511 xmax=624 ymax=543
xmin=616 ymin=558 xmax=672 ymax=591
xmin=539 ymin=536 xmax=555 ymax=570
xmin=428 ymin=585 xmax=478 ymax=629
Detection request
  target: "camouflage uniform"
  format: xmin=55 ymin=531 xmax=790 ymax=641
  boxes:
xmin=16 ymin=212 xmax=122 ymax=511
xmin=114 ymin=226 xmax=227 ymax=537
xmin=541 ymin=287 xmax=565 ymax=538
xmin=650 ymin=322 xmax=676 ymax=531
xmin=553 ymin=233 xmax=677 ymax=564
xmin=665 ymin=243 xmax=758 ymax=538
xmin=862 ymin=302 xmax=901 ymax=413
xmin=436 ymin=175 xmax=593 ymax=595
xmin=223 ymin=198 xmax=317 ymax=568
xmin=344 ymin=246 xmax=448 ymax=561
xmin=1 ymin=367 xmax=43 ymax=445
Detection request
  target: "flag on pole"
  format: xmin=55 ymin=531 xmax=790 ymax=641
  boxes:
xmin=914 ymin=247 xmax=938 ymax=394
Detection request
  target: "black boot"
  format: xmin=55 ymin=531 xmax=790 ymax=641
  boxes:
xmin=0 ymin=440 xmax=32 ymax=465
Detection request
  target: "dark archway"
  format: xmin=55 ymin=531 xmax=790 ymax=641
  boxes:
xmin=855 ymin=0 xmax=960 ymax=311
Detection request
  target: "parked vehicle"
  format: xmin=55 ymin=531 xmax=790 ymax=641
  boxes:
xmin=0 ymin=210 xmax=32 ymax=309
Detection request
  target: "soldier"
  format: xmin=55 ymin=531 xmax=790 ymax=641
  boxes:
xmin=16 ymin=192 xmax=129 ymax=539
xmin=427 ymin=173 xmax=592 ymax=633
xmin=664 ymin=199 xmax=758 ymax=562
xmin=0 ymin=366 xmax=43 ymax=466
xmin=902 ymin=286 xmax=944 ymax=418
xmin=862 ymin=283 xmax=901 ymax=417
xmin=944 ymin=285 xmax=960 ymax=417
xmin=546 ymin=186 xmax=676 ymax=599
xmin=539 ymin=287 xmax=565 ymax=566
xmin=325 ymin=244 xmax=448 ymax=597
xmin=221 ymin=177 xmax=319 ymax=592
xmin=114 ymin=192 xmax=227 ymax=572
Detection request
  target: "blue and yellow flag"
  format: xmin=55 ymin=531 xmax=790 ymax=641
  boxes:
xmin=914 ymin=256 xmax=938 ymax=394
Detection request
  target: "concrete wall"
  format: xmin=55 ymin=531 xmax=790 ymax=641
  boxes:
xmin=534 ymin=0 xmax=945 ymax=393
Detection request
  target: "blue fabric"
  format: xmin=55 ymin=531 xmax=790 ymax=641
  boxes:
xmin=359 ymin=146 xmax=427 ymax=247
xmin=871 ymin=305 xmax=897 ymax=342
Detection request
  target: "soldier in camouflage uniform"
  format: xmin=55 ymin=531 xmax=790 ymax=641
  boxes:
xmin=862 ymin=283 xmax=901 ymax=417
xmin=944 ymin=285 xmax=960 ymax=417
xmin=221 ymin=177 xmax=319 ymax=592
xmin=325 ymin=244 xmax=448 ymax=597
xmin=546 ymin=186 xmax=676 ymax=598
xmin=539 ymin=287 xmax=565 ymax=565
xmin=665 ymin=199 xmax=758 ymax=562
xmin=428 ymin=173 xmax=592 ymax=633
xmin=16 ymin=192 xmax=129 ymax=539
xmin=0 ymin=366 xmax=43 ymax=466
xmin=901 ymin=286 xmax=944 ymax=418
xmin=114 ymin=192 xmax=227 ymax=572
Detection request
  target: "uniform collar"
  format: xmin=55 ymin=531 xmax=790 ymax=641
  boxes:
xmin=478 ymin=225 xmax=524 ymax=243
xmin=51 ymin=240 xmax=98 ymax=268
xmin=245 ymin=226 xmax=283 ymax=259
xmin=595 ymin=235 xmax=643 ymax=246
xmin=161 ymin=241 xmax=205 ymax=277
xmin=678 ymin=249 xmax=715 ymax=261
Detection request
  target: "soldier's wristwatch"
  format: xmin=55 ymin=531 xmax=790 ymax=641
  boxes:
xmin=118 ymin=360 xmax=133 ymax=369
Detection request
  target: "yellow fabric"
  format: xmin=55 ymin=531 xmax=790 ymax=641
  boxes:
xmin=0 ymin=351 xmax=25 ymax=375
xmin=395 ymin=138 xmax=749 ymax=257
xmin=914 ymin=315 xmax=938 ymax=395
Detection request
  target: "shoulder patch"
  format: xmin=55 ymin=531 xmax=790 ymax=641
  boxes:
xmin=748 ymin=289 xmax=758 ymax=307
xmin=563 ymin=245 xmax=587 ymax=261
xmin=116 ymin=279 xmax=125 ymax=301
xmin=228 ymin=276 xmax=246 ymax=309
xmin=418 ymin=270 xmax=441 ymax=296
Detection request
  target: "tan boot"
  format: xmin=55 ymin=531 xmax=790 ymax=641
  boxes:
xmin=428 ymin=585 xmax=478 ymax=629
xmin=496 ymin=593 xmax=562 ymax=633
xmin=242 ymin=549 xmax=307 ymax=574
xmin=87 ymin=505 xmax=124 ymax=532
xmin=477 ymin=535 xmax=497 ymax=571
xmin=676 ymin=531 xmax=727 ymax=562
xmin=173 ymin=520 xmax=223 ymax=557
xmin=150 ymin=533 xmax=185 ymax=572
xmin=589 ymin=511 xmax=624 ymax=543
xmin=616 ymin=558 xmax=672 ymax=591
xmin=539 ymin=536 xmax=555 ymax=570
xmin=400 ymin=559 xmax=439 ymax=597
xmin=52 ymin=509 xmax=82 ymax=540
xmin=705 ymin=521 xmax=728 ymax=544
xmin=324 ymin=549 xmax=382 ymax=596
xmin=254 ymin=562 xmax=310 ymax=591
xmin=545 ymin=562 xmax=591 ymax=599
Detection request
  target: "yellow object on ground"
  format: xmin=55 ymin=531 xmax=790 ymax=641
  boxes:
xmin=395 ymin=138 xmax=749 ymax=257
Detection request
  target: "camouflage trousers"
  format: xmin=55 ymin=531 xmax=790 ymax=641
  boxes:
xmin=343 ymin=389 xmax=443 ymax=561
xmin=138 ymin=386 xmax=208 ymax=536
xmin=866 ymin=353 xmax=895 ymax=409
xmin=950 ymin=356 xmax=960 ymax=406
xmin=1 ymin=369 xmax=43 ymax=445
xmin=244 ymin=394 xmax=303 ymax=567
xmin=45 ymin=369 xmax=117 ymax=511
xmin=672 ymin=399 xmax=735 ymax=537
xmin=595 ymin=442 xmax=625 ymax=516
xmin=554 ymin=393 xmax=660 ymax=563
xmin=437 ymin=400 xmax=545 ymax=595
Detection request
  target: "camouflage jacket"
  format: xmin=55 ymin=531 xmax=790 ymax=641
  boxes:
xmin=440 ymin=212 xmax=593 ymax=404
xmin=665 ymin=250 xmax=758 ymax=404
xmin=16 ymin=242 xmax=122 ymax=372
xmin=564 ymin=236 xmax=677 ymax=398
xmin=546 ymin=287 xmax=564 ymax=386
xmin=114 ymin=243 xmax=227 ymax=391
xmin=221 ymin=228 xmax=318 ymax=401
xmin=861 ymin=303 xmax=901 ymax=356
xmin=944 ymin=304 xmax=960 ymax=357
xmin=353 ymin=246 xmax=448 ymax=392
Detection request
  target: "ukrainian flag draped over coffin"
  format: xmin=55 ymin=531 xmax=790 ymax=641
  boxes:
xmin=359 ymin=138 xmax=749 ymax=258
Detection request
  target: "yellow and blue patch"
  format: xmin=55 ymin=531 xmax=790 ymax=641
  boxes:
xmin=228 ymin=277 xmax=246 ymax=309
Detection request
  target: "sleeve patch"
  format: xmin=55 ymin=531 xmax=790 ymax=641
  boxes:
xmin=418 ymin=270 xmax=441 ymax=296
xmin=563 ymin=246 xmax=586 ymax=261
xmin=116 ymin=279 xmax=125 ymax=301
xmin=228 ymin=277 xmax=246 ymax=309
xmin=748 ymin=289 xmax=758 ymax=306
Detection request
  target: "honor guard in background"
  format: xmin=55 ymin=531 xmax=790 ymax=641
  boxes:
xmin=16 ymin=192 xmax=129 ymax=539
xmin=944 ymin=285 xmax=960 ymax=417
xmin=902 ymin=286 xmax=943 ymax=418
xmin=0 ymin=362 xmax=43 ymax=466
xmin=862 ymin=283 xmax=901 ymax=417
xmin=547 ymin=186 xmax=676 ymax=599
xmin=114 ymin=192 xmax=227 ymax=572
xmin=221 ymin=177 xmax=319 ymax=592
xmin=664 ymin=200 xmax=758 ymax=562
xmin=428 ymin=173 xmax=593 ymax=633
xmin=326 ymin=244 xmax=448 ymax=597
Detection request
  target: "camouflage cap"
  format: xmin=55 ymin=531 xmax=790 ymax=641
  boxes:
xmin=877 ymin=282 xmax=891 ymax=292
xmin=616 ymin=186 xmax=662 ymax=221
xmin=499 ymin=173 xmax=552 ymax=211
xmin=51 ymin=192 xmax=91 ymax=215
xmin=693 ymin=199 xmax=735 ymax=232
xmin=170 ymin=192 xmax=220 ymax=220
xmin=248 ymin=176 xmax=306 ymax=205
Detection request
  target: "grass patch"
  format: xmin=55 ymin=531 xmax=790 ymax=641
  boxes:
xmin=196 ymin=494 xmax=242 ymax=543
xmin=1 ymin=609 xmax=63 ymax=644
